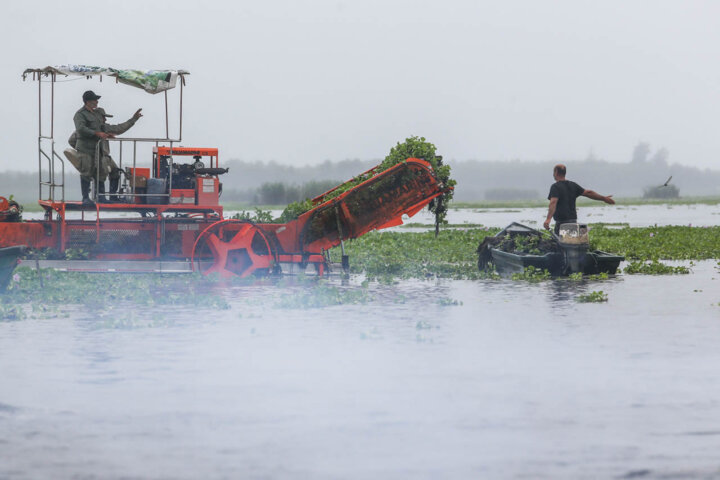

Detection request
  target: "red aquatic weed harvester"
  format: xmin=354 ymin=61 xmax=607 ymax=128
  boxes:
xmin=0 ymin=66 xmax=451 ymax=277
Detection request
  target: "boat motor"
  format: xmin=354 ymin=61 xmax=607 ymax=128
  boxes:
xmin=555 ymin=223 xmax=589 ymax=274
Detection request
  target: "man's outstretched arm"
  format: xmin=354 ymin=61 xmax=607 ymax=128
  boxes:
xmin=543 ymin=197 xmax=558 ymax=230
xmin=582 ymin=189 xmax=615 ymax=205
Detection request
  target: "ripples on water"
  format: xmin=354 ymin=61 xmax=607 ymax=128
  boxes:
xmin=1 ymin=260 xmax=719 ymax=479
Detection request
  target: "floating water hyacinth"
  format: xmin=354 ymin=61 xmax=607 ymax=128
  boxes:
xmin=576 ymin=291 xmax=608 ymax=303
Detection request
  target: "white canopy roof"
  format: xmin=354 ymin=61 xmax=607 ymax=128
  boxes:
xmin=23 ymin=65 xmax=189 ymax=94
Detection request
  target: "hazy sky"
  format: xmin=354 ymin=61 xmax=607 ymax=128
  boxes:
xmin=3 ymin=0 xmax=720 ymax=172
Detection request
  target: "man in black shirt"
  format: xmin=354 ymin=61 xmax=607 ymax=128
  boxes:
xmin=544 ymin=164 xmax=615 ymax=233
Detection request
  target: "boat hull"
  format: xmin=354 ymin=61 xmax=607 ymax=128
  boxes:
xmin=0 ymin=245 xmax=25 ymax=292
xmin=490 ymin=248 xmax=623 ymax=277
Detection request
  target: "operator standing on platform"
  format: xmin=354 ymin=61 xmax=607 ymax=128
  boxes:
xmin=70 ymin=106 xmax=142 ymax=203
xmin=543 ymin=164 xmax=615 ymax=234
xmin=73 ymin=90 xmax=142 ymax=205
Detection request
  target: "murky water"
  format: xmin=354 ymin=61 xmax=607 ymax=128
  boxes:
xmin=1 ymin=259 xmax=719 ymax=479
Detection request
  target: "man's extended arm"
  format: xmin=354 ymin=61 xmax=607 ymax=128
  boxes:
xmin=103 ymin=118 xmax=137 ymax=136
xmin=543 ymin=197 xmax=558 ymax=230
xmin=103 ymin=109 xmax=142 ymax=136
xmin=582 ymin=189 xmax=615 ymax=205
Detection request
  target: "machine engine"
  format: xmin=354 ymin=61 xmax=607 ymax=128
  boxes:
xmin=134 ymin=147 xmax=229 ymax=206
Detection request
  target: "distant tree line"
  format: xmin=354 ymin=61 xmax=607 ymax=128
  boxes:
xmin=3 ymin=143 xmax=719 ymax=206
xmin=223 ymin=179 xmax=341 ymax=205
xmin=484 ymin=188 xmax=539 ymax=201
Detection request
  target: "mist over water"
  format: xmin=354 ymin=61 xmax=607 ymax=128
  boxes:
xmin=1 ymin=255 xmax=719 ymax=478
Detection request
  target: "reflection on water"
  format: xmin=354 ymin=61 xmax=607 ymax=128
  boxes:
xmin=1 ymin=262 xmax=719 ymax=479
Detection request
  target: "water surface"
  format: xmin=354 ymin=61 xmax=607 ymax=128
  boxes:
xmin=27 ymin=202 xmax=720 ymax=228
xmin=419 ymin=203 xmax=720 ymax=228
xmin=1 ymin=261 xmax=719 ymax=479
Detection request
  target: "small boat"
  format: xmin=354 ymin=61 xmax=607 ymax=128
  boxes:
xmin=0 ymin=245 xmax=25 ymax=292
xmin=477 ymin=222 xmax=623 ymax=276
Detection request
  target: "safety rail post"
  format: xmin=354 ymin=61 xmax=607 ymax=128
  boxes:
xmin=50 ymin=74 xmax=55 ymax=201
xmin=50 ymin=73 xmax=54 ymax=139
xmin=132 ymin=140 xmax=137 ymax=200
xmin=58 ymin=150 xmax=65 ymax=202
xmin=59 ymin=202 xmax=67 ymax=252
xmin=179 ymin=76 xmax=183 ymax=141
xmin=50 ymin=138 xmax=55 ymax=202
xmin=37 ymin=76 xmax=42 ymax=201
xmin=94 ymin=142 xmax=101 ymax=202
xmin=164 ymin=90 xmax=169 ymax=140
xmin=168 ymin=142 xmax=173 ymax=200
xmin=34 ymin=71 xmax=64 ymax=203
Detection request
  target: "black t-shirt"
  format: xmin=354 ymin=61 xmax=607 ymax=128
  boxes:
xmin=548 ymin=180 xmax=585 ymax=223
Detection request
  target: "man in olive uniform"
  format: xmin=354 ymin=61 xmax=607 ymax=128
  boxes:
xmin=69 ymin=106 xmax=142 ymax=202
xmin=72 ymin=90 xmax=142 ymax=205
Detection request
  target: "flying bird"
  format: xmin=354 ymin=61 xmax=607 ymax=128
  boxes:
xmin=662 ymin=175 xmax=672 ymax=187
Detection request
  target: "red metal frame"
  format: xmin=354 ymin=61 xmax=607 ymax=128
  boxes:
xmin=1 ymin=157 xmax=448 ymax=276
xmin=154 ymin=146 xmax=219 ymax=177
xmin=5 ymin=69 xmax=451 ymax=277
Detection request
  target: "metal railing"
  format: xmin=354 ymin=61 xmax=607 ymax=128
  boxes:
xmin=98 ymin=137 xmax=178 ymax=203
xmin=29 ymin=70 xmax=185 ymax=205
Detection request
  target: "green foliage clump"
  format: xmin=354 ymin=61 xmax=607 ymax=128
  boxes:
xmin=563 ymin=272 xmax=610 ymax=282
xmin=0 ymin=303 xmax=25 ymax=321
xmin=64 ymin=248 xmax=90 ymax=260
xmin=231 ymin=208 xmax=274 ymax=223
xmin=589 ymin=225 xmax=720 ymax=260
xmin=329 ymin=229 xmax=497 ymax=280
xmin=587 ymin=272 xmax=610 ymax=281
xmin=277 ymin=136 xmax=455 ymax=224
xmin=1 ymin=267 xmax=230 ymax=321
xmin=382 ymin=136 xmax=455 ymax=227
xmin=510 ymin=266 xmax=551 ymax=282
xmin=622 ymin=260 xmax=690 ymax=275
xmin=512 ymin=235 xmax=542 ymax=255
xmin=328 ymin=225 xmax=715 ymax=281
xmin=437 ymin=297 xmax=463 ymax=306
xmin=576 ymin=290 xmax=608 ymax=303
xmin=274 ymin=281 xmax=371 ymax=308
xmin=326 ymin=224 xmax=716 ymax=281
xmin=22 ymin=247 xmax=90 ymax=261
xmin=277 ymin=199 xmax=313 ymax=222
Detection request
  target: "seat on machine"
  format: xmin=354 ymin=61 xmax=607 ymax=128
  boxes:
xmin=63 ymin=147 xmax=81 ymax=172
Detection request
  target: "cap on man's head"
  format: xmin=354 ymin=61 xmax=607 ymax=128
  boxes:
xmin=82 ymin=90 xmax=101 ymax=102
xmin=94 ymin=107 xmax=113 ymax=118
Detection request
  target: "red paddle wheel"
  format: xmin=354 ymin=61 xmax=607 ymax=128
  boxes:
xmin=191 ymin=220 xmax=274 ymax=278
